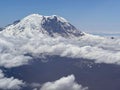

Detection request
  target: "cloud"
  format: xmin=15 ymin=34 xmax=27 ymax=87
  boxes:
xmin=21 ymin=35 xmax=120 ymax=65
xmin=40 ymin=75 xmax=88 ymax=90
xmin=0 ymin=69 xmax=25 ymax=89
xmin=0 ymin=32 xmax=120 ymax=69
xmin=0 ymin=36 xmax=32 ymax=68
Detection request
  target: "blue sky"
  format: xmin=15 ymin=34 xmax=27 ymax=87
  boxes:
xmin=0 ymin=0 xmax=120 ymax=33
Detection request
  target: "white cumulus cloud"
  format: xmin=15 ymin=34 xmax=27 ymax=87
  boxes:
xmin=0 ymin=32 xmax=120 ymax=68
xmin=40 ymin=75 xmax=88 ymax=90
xmin=0 ymin=69 xmax=25 ymax=89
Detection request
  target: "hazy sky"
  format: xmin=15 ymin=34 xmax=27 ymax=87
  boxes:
xmin=0 ymin=0 xmax=120 ymax=33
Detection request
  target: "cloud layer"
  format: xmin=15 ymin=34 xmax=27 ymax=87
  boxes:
xmin=0 ymin=33 xmax=120 ymax=68
xmin=0 ymin=69 xmax=25 ymax=89
xmin=0 ymin=30 xmax=120 ymax=90
xmin=32 ymin=75 xmax=88 ymax=90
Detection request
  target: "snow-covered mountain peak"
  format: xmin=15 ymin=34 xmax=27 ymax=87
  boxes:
xmin=22 ymin=14 xmax=43 ymax=22
xmin=1 ymin=14 xmax=84 ymax=38
xmin=22 ymin=14 xmax=68 ymax=24
xmin=47 ymin=15 xmax=68 ymax=23
xmin=25 ymin=13 xmax=43 ymax=17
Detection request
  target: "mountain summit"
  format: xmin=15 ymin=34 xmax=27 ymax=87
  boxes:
xmin=1 ymin=14 xmax=84 ymax=37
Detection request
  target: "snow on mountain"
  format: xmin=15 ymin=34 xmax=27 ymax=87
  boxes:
xmin=0 ymin=14 xmax=120 ymax=69
xmin=0 ymin=14 xmax=120 ymax=90
xmin=1 ymin=14 xmax=83 ymax=38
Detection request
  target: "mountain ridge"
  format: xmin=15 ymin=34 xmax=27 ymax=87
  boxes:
xmin=0 ymin=14 xmax=84 ymax=38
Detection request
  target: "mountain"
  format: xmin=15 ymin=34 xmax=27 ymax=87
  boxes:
xmin=1 ymin=14 xmax=84 ymax=38
xmin=0 ymin=14 xmax=120 ymax=90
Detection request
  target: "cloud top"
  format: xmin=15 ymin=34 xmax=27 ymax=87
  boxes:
xmin=0 ymin=33 xmax=120 ymax=68
xmin=40 ymin=75 xmax=88 ymax=90
xmin=0 ymin=69 xmax=25 ymax=89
